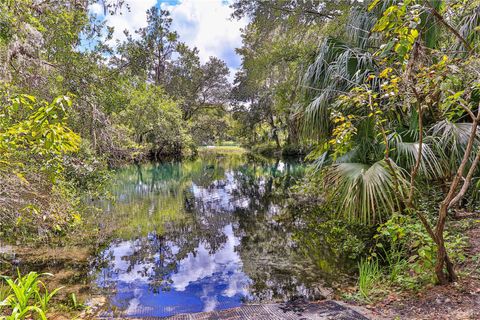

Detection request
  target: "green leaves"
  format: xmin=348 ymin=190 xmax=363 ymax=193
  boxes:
xmin=324 ymin=160 xmax=409 ymax=224
xmin=368 ymin=0 xmax=382 ymax=12
xmin=0 ymin=94 xmax=81 ymax=178
xmin=372 ymin=1 xmax=420 ymax=62
xmin=36 ymin=281 xmax=64 ymax=315
xmin=0 ymin=271 xmax=60 ymax=320
xmin=357 ymin=257 xmax=380 ymax=301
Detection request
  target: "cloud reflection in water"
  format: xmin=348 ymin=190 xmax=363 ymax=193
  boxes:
xmin=98 ymin=223 xmax=250 ymax=317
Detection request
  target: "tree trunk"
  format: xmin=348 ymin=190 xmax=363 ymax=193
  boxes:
xmin=269 ymin=114 xmax=281 ymax=149
xmin=433 ymin=108 xmax=479 ymax=284
xmin=434 ymin=203 xmax=458 ymax=283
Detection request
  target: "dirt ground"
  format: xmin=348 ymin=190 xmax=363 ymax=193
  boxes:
xmin=365 ymin=217 xmax=480 ymax=320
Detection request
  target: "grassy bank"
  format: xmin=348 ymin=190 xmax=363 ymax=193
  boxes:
xmin=197 ymin=145 xmax=247 ymax=155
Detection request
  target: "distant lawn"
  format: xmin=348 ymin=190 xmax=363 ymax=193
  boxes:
xmin=198 ymin=145 xmax=246 ymax=154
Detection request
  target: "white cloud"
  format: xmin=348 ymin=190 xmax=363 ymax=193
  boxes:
xmin=89 ymin=3 xmax=104 ymax=15
xmin=163 ymin=0 xmax=247 ymax=71
xmin=170 ymin=224 xmax=245 ymax=292
xmin=89 ymin=0 xmax=246 ymax=79
xmin=99 ymin=224 xmax=250 ymax=315
xmin=93 ymin=0 xmax=157 ymax=45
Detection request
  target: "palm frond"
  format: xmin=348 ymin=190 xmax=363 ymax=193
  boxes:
xmin=430 ymin=120 xmax=480 ymax=173
xmin=458 ymin=6 xmax=480 ymax=51
xmin=301 ymin=38 xmax=377 ymax=138
xmin=312 ymin=150 xmax=330 ymax=171
xmin=303 ymin=38 xmax=348 ymax=92
xmin=347 ymin=6 xmax=378 ymax=49
xmin=390 ymin=135 xmax=443 ymax=179
xmin=303 ymin=90 xmax=334 ymax=137
xmin=324 ymin=160 xmax=409 ymax=224
xmin=420 ymin=0 xmax=445 ymax=49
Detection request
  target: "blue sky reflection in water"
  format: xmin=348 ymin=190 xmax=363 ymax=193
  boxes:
xmin=94 ymin=153 xmax=308 ymax=317
xmin=97 ymin=224 xmax=248 ymax=317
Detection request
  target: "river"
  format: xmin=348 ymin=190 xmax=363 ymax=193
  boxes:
xmin=87 ymin=151 xmax=352 ymax=317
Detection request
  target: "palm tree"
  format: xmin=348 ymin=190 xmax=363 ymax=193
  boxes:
xmin=300 ymin=0 xmax=480 ymax=283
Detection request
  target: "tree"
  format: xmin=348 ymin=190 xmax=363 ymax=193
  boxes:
xmin=166 ymin=48 xmax=231 ymax=121
xmin=113 ymin=84 xmax=193 ymax=160
xmin=299 ymin=0 xmax=480 ymax=284
xmin=114 ymin=8 xmax=231 ymax=124
xmin=137 ymin=7 xmax=178 ymax=85
xmin=230 ymin=0 xmax=355 ymax=149
xmin=111 ymin=7 xmax=178 ymax=86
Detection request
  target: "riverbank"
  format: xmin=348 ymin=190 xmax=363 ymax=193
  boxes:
xmin=377 ymin=216 xmax=480 ymax=319
xmin=197 ymin=145 xmax=247 ymax=154
xmin=349 ymin=214 xmax=480 ymax=320
xmin=2 ymin=150 xmax=479 ymax=320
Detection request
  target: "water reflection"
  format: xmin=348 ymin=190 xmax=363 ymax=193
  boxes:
xmin=94 ymin=153 xmax=331 ymax=318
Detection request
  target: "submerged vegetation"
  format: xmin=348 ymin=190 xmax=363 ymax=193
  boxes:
xmin=2 ymin=0 xmax=480 ymax=319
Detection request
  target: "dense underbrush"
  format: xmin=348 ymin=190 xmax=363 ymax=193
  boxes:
xmin=287 ymin=176 xmax=472 ymax=302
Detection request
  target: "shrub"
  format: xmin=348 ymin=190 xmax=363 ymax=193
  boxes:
xmin=374 ymin=213 xmax=468 ymax=288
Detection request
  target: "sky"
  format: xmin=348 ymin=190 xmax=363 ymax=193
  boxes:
xmin=89 ymin=0 xmax=247 ymax=81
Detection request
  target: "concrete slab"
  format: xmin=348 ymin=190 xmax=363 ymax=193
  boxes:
xmin=131 ymin=300 xmax=371 ymax=320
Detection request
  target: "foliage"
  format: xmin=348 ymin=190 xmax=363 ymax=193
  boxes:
xmin=62 ymin=141 xmax=111 ymax=197
xmin=114 ymin=8 xmax=231 ymax=125
xmin=230 ymin=0 xmax=340 ymax=150
xmin=357 ymin=258 xmax=380 ymax=301
xmin=0 ymin=93 xmax=80 ymax=179
xmin=324 ymin=160 xmax=408 ymax=223
xmin=233 ymin=0 xmax=480 ymax=285
xmin=113 ymin=84 xmax=193 ymax=159
xmin=0 ymin=91 xmax=95 ymax=242
xmin=189 ymin=108 xmax=232 ymax=146
xmin=0 ymin=271 xmax=62 ymax=320
xmin=167 ymin=49 xmax=231 ymax=121
xmin=374 ymin=214 xmax=468 ymax=289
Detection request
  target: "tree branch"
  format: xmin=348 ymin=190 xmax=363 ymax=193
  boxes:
xmin=408 ymin=88 xmax=423 ymax=206
xmin=258 ymin=2 xmax=337 ymax=20
xmin=449 ymin=148 xmax=480 ymax=208
xmin=424 ymin=1 xmax=472 ymax=52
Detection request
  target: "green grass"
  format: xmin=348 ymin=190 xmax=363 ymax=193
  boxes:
xmin=215 ymin=141 xmax=239 ymax=147
xmin=358 ymin=258 xmax=381 ymax=301
xmin=198 ymin=146 xmax=246 ymax=154
xmin=0 ymin=282 xmax=10 ymax=304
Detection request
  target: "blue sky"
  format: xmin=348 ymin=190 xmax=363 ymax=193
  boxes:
xmin=89 ymin=0 xmax=247 ymax=80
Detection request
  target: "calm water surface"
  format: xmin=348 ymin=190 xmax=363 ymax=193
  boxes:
xmin=93 ymin=152 xmax=348 ymax=318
